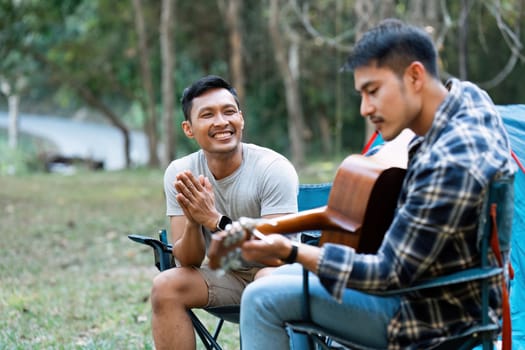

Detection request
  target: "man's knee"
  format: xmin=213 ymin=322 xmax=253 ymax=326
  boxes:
xmin=151 ymin=269 xmax=184 ymax=310
xmin=241 ymin=278 xmax=267 ymax=311
xmin=150 ymin=268 xmax=207 ymax=311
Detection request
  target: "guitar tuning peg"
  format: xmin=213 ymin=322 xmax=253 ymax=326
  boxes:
xmin=233 ymin=230 xmax=243 ymax=243
xmin=224 ymin=235 xmax=233 ymax=247
xmin=229 ymin=248 xmax=243 ymax=269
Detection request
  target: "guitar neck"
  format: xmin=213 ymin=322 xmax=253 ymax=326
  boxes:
xmin=207 ymin=207 xmax=357 ymax=271
xmin=208 ymin=154 xmax=407 ymax=271
xmin=256 ymin=207 xmax=354 ymax=235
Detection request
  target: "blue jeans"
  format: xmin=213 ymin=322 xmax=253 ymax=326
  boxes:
xmin=240 ymin=264 xmax=400 ymax=350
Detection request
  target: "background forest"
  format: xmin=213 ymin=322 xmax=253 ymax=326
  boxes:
xmin=1 ymin=1 xmax=525 ymax=349
xmin=1 ymin=0 xmax=524 ymax=171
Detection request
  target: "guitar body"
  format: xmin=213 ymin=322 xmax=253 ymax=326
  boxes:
xmin=319 ymin=155 xmax=406 ymax=253
xmin=208 ymin=154 xmax=406 ymax=270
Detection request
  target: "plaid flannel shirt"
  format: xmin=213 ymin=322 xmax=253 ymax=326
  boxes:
xmin=317 ymin=79 xmax=515 ymax=349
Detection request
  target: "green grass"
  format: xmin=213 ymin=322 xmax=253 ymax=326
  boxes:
xmin=0 ymin=170 xmax=166 ymax=349
xmin=0 ymin=162 xmax=338 ymax=349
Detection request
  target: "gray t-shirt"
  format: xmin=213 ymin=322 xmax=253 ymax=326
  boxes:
xmin=164 ymin=143 xmax=299 ymax=248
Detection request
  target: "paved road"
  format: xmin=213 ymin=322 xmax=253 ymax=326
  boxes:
xmin=0 ymin=112 xmax=149 ymax=170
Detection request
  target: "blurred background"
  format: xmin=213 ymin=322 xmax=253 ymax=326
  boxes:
xmin=1 ymin=1 xmax=524 ymax=349
xmin=1 ymin=0 xmax=524 ymax=175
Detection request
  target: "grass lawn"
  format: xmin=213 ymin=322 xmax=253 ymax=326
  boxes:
xmin=0 ymin=169 xmax=243 ymax=349
xmin=0 ymin=161 xmax=338 ymax=349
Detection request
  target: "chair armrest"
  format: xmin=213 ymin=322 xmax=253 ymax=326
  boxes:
xmin=375 ymin=267 xmax=503 ymax=296
xmin=128 ymin=233 xmax=174 ymax=271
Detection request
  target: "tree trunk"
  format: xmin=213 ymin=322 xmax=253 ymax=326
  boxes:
xmin=334 ymin=0 xmax=343 ymax=156
xmin=408 ymin=0 xmax=424 ymax=26
xmin=458 ymin=0 xmax=470 ymax=80
xmin=7 ymin=94 xmax=19 ymax=150
xmin=29 ymin=50 xmax=132 ymax=168
xmin=268 ymin=0 xmax=306 ymax=167
xmin=223 ymin=0 xmax=245 ymax=109
xmin=354 ymin=0 xmax=376 ymax=144
xmin=132 ymin=0 xmax=160 ymax=167
xmin=75 ymin=85 xmax=132 ymax=168
xmin=353 ymin=0 xmax=396 ymax=145
xmin=0 ymin=80 xmax=20 ymax=150
xmin=319 ymin=114 xmax=332 ymax=155
xmin=160 ymin=0 xmax=176 ymax=168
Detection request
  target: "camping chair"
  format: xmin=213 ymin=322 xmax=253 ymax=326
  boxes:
xmin=128 ymin=182 xmax=332 ymax=350
xmin=286 ymin=175 xmax=515 ymax=350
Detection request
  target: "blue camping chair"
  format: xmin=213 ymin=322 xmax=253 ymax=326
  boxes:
xmin=128 ymin=182 xmax=332 ymax=350
xmin=285 ymin=175 xmax=514 ymax=350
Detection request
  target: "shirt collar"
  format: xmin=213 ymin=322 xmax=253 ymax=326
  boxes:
xmin=410 ymin=78 xmax=462 ymax=159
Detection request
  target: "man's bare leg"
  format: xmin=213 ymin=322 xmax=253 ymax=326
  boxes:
xmin=151 ymin=267 xmax=209 ymax=350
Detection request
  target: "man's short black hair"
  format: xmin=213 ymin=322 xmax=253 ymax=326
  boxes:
xmin=343 ymin=19 xmax=439 ymax=78
xmin=181 ymin=75 xmax=240 ymax=121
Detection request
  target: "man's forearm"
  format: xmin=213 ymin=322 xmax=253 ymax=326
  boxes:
xmin=172 ymin=221 xmax=207 ymax=266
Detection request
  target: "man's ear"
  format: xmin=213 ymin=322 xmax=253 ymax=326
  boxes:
xmin=405 ymin=61 xmax=425 ymax=92
xmin=239 ymin=111 xmax=245 ymax=130
xmin=182 ymin=120 xmax=194 ymax=138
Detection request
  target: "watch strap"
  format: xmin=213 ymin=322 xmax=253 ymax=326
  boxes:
xmin=283 ymin=242 xmax=299 ymax=264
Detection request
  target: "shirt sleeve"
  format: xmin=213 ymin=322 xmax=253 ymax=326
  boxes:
xmin=317 ymin=244 xmax=355 ymax=302
xmin=259 ymin=156 xmax=299 ymax=216
xmin=164 ymin=160 xmax=184 ymax=216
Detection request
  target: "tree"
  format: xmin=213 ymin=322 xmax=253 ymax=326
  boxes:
xmin=160 ymin=0 xmax=176 ymax=167
xmin=268 ymin=0 xmax=308 ymax=167
xmin=132 ymin=0 xmax=160 ymax=167
xmin=1 ymin=0 xmax=524 ymax=172
xmin=219 ymin=0 xmax=246 ymax=108
xmin=0 ymin=52 xmax=31 ymax=150
xmin=0 ymin=1 xmax=136 ymax=167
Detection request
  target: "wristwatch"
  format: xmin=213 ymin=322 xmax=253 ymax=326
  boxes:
xmin=283 ymin=242 xmax=299 ymax=264
xmin=215 ymin=215 xmax=233 ymax=232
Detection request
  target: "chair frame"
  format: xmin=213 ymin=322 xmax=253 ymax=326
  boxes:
xmin=286 ymin=175 xmax=514 ymax=350
xmin=128 ymin=230 xmax=236 ymax=350
xmin=128 ymin=183 xmax=332 ymax=350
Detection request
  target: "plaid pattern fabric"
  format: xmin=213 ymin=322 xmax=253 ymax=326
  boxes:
xmin=317 ymin=79 xmax=515 ymax=349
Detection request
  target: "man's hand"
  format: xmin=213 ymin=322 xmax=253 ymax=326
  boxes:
xmin=174 ymin=170 xmax=219 ymax=230
xmin=241 ymin=234 xmax=292 ymax=267
xmin=242 ymin=234 xmax=321 ymax=273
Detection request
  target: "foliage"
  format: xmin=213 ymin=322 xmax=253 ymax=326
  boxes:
xmin=0 ymin=130 xmax=53 ymax=175
xmin=438 ymin=0 xmax=525 ymax=102
xmin=1 ymin=0 xmax=524 ymax=166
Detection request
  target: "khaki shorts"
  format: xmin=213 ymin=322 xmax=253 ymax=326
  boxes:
xmin=196 ymin=264 xmax=260 ymax=307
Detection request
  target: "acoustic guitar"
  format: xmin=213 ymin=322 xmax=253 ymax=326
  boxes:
xmin=207 ymin=154 xmax=407 ymax=271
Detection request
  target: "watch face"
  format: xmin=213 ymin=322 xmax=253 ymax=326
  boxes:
xmin=218 ymin=216 xmax=233 ymax=230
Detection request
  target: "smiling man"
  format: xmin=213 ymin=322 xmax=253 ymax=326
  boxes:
xmin=150 ymin=75 xmax=298 ymax=350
